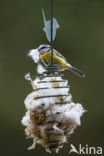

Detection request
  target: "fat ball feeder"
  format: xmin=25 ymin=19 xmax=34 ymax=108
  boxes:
xmin=21 ymin=0 xmax=85 ymax=153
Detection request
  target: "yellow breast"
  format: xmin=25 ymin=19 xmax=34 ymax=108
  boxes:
xmin=40 ymin=51 xmax=68 ymax=70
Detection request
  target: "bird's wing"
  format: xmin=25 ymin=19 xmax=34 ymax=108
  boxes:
xmin=53 ymin=49 xmax=68 ymax=63
xmin=44 ymin=60 xmax=49 ymax=65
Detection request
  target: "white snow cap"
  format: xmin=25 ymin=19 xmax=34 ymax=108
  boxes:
xmin=28 ymin=49 xmax=46 ymax=74
xmin=21 ymin=114 xmax=30 ymax=126
xmin=28 ymin=48 xmax=39 ymax=63
xmin=25 ymin=73 xmax=32 ymax=81
xmin=37 ymin=64 xmax=45 ymax=74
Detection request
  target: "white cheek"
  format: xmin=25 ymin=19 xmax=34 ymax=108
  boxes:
xmin=40 ymin=48 xmax=50 ymax=54
xmin=43 ymin=48 xmax=48 ymax=53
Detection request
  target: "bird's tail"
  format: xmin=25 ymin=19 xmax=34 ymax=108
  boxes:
xmin=67 ymin=64 xmax=85 ymax=78
xmin=42 ymin=8 xmax=46 ymax=24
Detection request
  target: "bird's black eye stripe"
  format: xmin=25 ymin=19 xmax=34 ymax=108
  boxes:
xmin=41 ymin=47 xmax=45 ymax=49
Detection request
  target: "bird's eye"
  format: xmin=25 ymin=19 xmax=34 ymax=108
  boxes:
xmin=40 ymin=47 xmax=45 ymax=49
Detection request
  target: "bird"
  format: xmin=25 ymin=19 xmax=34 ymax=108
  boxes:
xmin=38 ymin=44 xmax=85 ymax=78
xmin=42 ymin=9 xmax=59 ymax=42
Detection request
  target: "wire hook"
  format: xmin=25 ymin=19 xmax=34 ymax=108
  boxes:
xmin=51 ymin=0 xmax=53 ymax=65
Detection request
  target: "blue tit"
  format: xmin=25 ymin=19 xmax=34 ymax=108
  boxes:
xmin=38 ymin=44 xmax=85 ymax=78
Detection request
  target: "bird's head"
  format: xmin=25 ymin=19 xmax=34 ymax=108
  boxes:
xmin=38 ymin=44 xmax=51 ymax=55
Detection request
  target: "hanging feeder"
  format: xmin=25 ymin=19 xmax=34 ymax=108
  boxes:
xmin=21 ymin=0 xmax=85 ymax=153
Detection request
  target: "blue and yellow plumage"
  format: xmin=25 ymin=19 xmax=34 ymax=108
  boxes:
xmin=38 ymin=44 xmax=85 ymax=78
xmin=40 ymin=51 xmax=68 ymax=70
